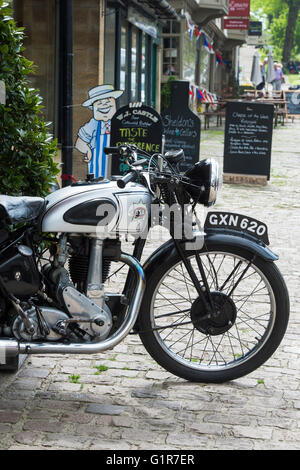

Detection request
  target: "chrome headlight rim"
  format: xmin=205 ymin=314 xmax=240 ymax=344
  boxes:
xmin=207 ymin=159 xmax=221 ymax=206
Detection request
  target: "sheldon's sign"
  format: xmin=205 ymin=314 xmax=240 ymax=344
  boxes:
xmin=110 ymin=103 xmax=163 ymax=175
xmin=161 ymin=81 xmax=201 ymax=173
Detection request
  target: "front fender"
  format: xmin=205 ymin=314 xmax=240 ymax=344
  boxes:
xmin=203 ymin=229 xmax=278 ymax=261
xmin=142 ymin=229 xmax=278 ymax=278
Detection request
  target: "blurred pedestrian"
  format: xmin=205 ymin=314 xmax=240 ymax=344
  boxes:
xmin=288 ymin=60 xmax=296 ymax=74
xmin=256 ymin=59 xmax=267 ymax=91
xmin=272 ymin=62 xmax=284 ymax=91
xmin=261 ymin=58 xmax=268 ymax=81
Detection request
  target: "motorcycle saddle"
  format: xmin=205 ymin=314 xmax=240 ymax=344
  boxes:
xmin=0 ymin=195 xmax=45 ymax=224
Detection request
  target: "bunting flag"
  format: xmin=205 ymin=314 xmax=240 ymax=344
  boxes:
xmin=215 ymin=52 xmax=223 ymax=65
xmin=194 ymin=87 xmax=219 ymax=107
xmin=203 ymin=34 xmax=214 ymax=54
xmin=194 ymin=26 xmax=201 ymax=37
xmin=197 ymin=88 xmax=205 ymax=100
xmin=190 ymin=85 xmax=197 ymax=103
xmin=187 ymin=19 xmax=194 ymax=40
xmin=208 ymin=92 xmax=216 ymax=108
xmin=185 ymin=15 xmax=225 ymax=64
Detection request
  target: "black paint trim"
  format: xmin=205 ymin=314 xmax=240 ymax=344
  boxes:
xmin=63 ymin=199 xmax=117 ymax=226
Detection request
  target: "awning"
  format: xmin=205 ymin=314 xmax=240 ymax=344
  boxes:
xmin=137 ymin=0 xmax=180 ymax=21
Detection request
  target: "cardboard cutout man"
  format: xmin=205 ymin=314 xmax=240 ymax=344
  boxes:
xmin=75 ymin=84 xmax=123 ymax=178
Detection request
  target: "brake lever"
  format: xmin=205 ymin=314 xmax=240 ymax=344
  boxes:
xmin=131 ymin=159 xmax=148 ymax=166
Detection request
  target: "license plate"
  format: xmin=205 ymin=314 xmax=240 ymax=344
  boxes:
xmin=205 ymin=212 xmax=269 ymax=245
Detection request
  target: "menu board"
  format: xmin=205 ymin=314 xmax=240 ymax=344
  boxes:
xmin=223 ymin=101 xmax=274 ymax=179
xmin=110 ymin=103 xmax=163 ymax=175
xmin=161 ymin=81 xmax=201 ymax=173
xmin=284 ymin=91 xmax=300 ymax=115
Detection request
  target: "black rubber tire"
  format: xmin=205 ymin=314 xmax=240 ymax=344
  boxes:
xmin=138 ymin=243 xmax=289 ymax=383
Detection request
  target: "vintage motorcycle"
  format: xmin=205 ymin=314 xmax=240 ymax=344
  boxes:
xmin=0 ymin=144 xmax=289 ymax=383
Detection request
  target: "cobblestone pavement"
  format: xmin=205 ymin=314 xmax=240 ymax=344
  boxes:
xmin=0 ymin=118 xmax=300 ymax=450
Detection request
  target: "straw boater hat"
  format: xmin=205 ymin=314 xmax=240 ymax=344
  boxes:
xmin=82 ymin=84 xmax=123 ymax=109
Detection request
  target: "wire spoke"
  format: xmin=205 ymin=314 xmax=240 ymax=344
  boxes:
xmin=160 ymin=282 xmax=191 ymax=303
xmin=151 ymin=250 xmax=274 ymax=371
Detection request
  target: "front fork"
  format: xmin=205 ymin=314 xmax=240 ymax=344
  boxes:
xmin=172 ymin=237 xmax=254 ymax=319
xmin=173 ymin=238 xmax=217 ymax=318
xmin=129 ymin=216 xmax=217 ymax=317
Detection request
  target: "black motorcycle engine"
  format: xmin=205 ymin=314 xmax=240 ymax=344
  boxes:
xmin=0 ymin=244 xmax=41 ymax=299
xmin=68 ymin=236 xmax=111 ymax=292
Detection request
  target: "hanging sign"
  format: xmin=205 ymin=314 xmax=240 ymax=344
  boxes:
xmin=248 ymin=21 xmax=263 ymax=36
xmin=161 ymin=81 xmax=201 ymax=173
xmin=228 ymin=0 xmax=250 ymax=17
xmin=224 ymin=18 xmax=249 ymax=30
xmin=110 ymin=103 xmax=163 ymax=175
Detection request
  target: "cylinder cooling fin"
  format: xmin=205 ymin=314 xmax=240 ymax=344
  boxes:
xmin=68 ymin=255 xmax=111 ymax=285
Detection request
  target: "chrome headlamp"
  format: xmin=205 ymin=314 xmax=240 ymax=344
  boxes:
xmin=184 ymin=159 xmax=221 ymax=207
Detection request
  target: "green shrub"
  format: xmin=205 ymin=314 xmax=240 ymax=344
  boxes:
xmin=161 ymin=76 xmax=178 ymax=112
xmin=0 ymin=0 xmax=59 ymax=196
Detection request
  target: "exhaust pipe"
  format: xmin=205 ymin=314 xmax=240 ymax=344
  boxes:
xmin=1 ymin=253 xmax=145 ymax=356
xmin=0 ymin=338 xmax=19 ymax=366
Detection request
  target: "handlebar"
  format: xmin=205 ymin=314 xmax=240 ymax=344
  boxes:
xmin=117 ymin=170 xmax=137 ymax=188
xmin=103 ymin=146 xmax=121 ymax=155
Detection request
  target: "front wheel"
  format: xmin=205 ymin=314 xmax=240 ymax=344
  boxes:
xmin=138 ymin=243 xmax=289 ymax=383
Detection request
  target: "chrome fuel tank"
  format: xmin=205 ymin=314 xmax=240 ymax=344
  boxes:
xmin=42 ymin=179 xmax=152 ymax=236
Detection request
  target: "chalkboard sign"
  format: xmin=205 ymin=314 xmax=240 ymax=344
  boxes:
xmin=223 ymin=101 xmax=274 ymax=179
xmin=161 ymin=81 xmax=201 ymax=173
xmin=110 ymin=103 xmax=163 ymax=175
xmin=284 ymin=91 xmax=300 ymax=115
xmin=248 ymin=21 xmax=262 ymax=36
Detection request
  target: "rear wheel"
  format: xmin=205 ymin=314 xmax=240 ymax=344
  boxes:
xmin=138 ymin=243 xmax=289 ymax=383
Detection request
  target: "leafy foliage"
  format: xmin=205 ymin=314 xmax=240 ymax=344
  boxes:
xmin=0 ymin=0 xmax=59 ymax=196
xmin=161 ymin=76 xmax=178 ymax=111
xmin=270 ymin=11 xmax=289 ymax=61
xmin=251 ymin=0 xmax=300 ymax=63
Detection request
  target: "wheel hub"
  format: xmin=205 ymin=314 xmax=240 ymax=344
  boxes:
xmin=191 ymin=291 xmax=237 ymax=336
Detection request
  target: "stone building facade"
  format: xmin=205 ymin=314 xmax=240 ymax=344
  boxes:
xmin=12 ymin=0 xmax=247 ymax=182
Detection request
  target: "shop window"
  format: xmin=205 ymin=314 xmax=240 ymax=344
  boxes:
xmin=163 ymin=20 xmax=180 ymax=78
xmin=120 ymin=22 xmax=128 ymax=106
xmin=151 ymin=43 xmax=157 ymax=108
xmin=141 ymin=33 xmax=146 ymax=103
xmin=199 ymin=34 xmax=211 ymax=89
xmin=163 ymin=36 xmax=179 ymax=77
xmin=104 ymin=7 xmax=116 ymax=86
xmin=131 ymin=27 xmax=139 ymax=102
xmin=182 ymin=30 xmax=197 ymax=83
xmin=163 ymin=19 xmax=180 ymax=34
xmin=105 ymin=5 xmax=156 ymax=107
